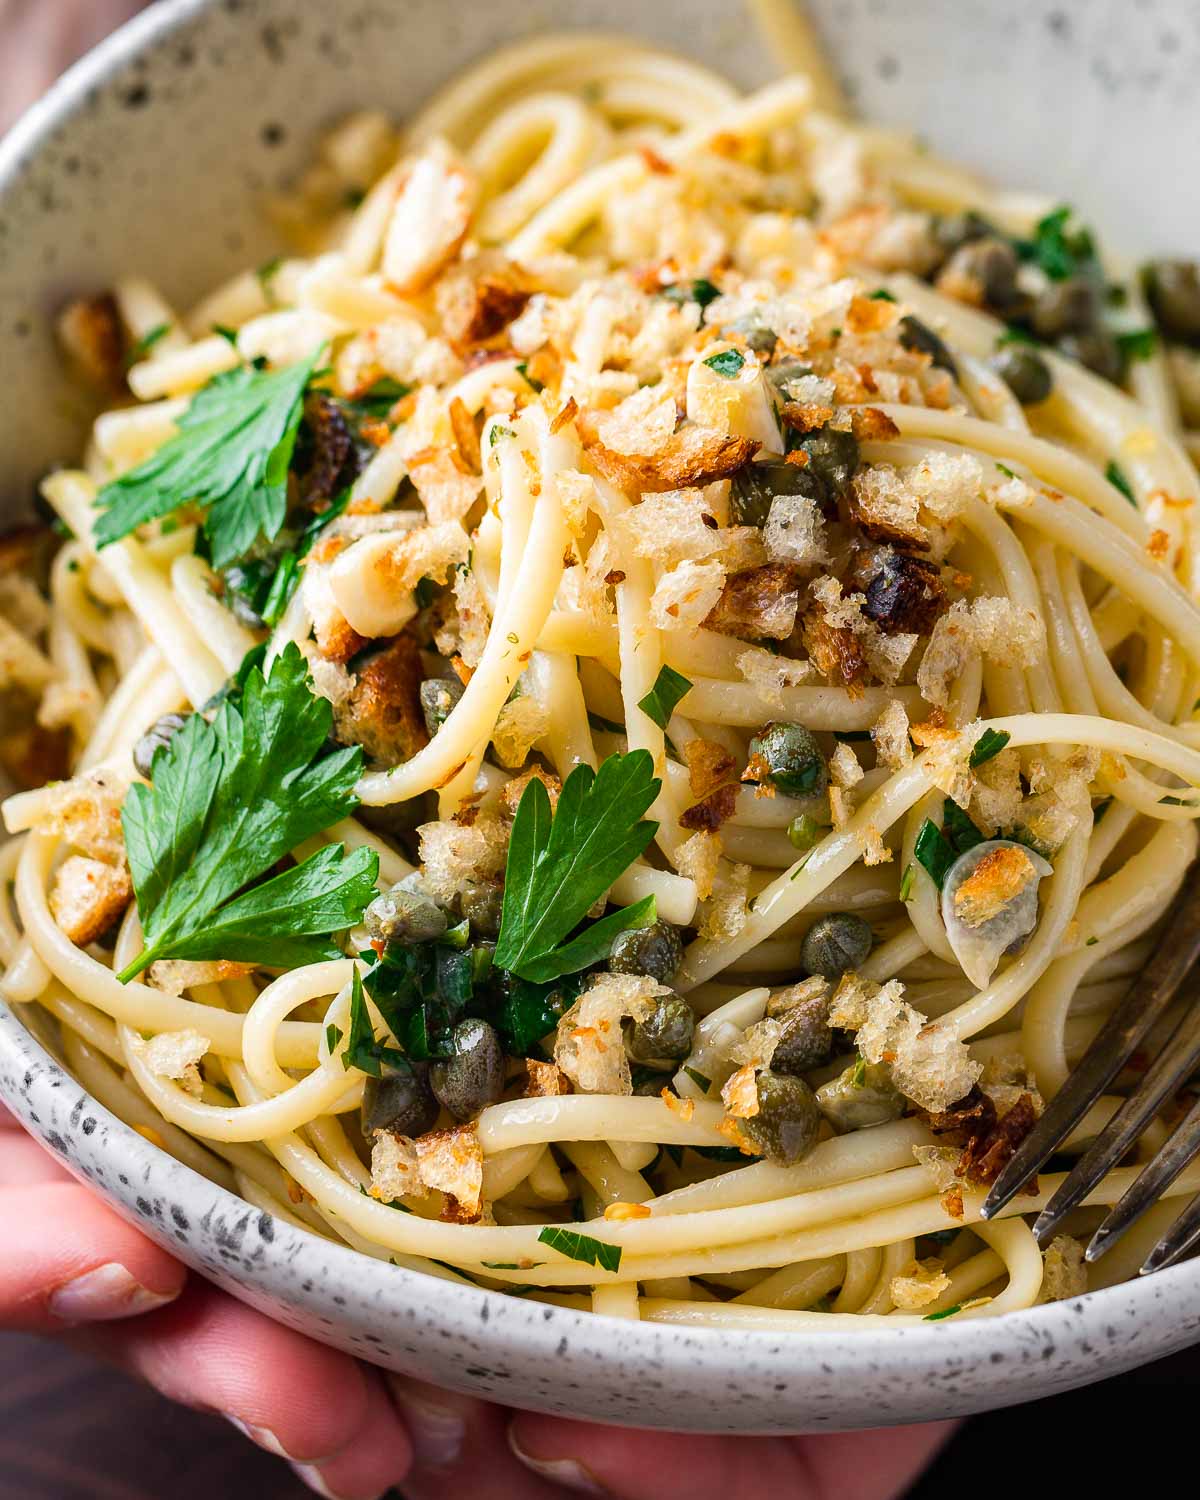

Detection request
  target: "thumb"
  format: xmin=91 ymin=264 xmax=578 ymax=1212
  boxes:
xmin=0 ymin=1180 xmax=186 ymax=1331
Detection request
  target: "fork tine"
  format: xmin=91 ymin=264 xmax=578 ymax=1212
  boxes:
xmin=1142 ymin=1144 xmax=1200 ymax=1274
xmin=981 ymin=870 xmax=1200 ymax=1221
xmin=1087 ymin=1095 xmax=1200 ymax=1264
xmin=1035 ymin=998 xmax=1200 ymax=1248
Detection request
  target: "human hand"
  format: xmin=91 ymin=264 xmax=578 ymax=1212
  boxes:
xmin=0 ymin=0 xmax=147 ymax=133
xmin=2 ymin=1101 xmax=953 ymax=1500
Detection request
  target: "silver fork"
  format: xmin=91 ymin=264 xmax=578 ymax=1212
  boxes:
xmin=981 ymin=872 xmax=1200 ymax=1273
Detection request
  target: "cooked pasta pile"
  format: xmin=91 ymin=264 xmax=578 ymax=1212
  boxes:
xmin=3 ymin=29 xmax=1200 ymax=1330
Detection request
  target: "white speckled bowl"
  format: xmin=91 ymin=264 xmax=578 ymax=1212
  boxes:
xmin=2 ymin=0 xmax=1199 ymax=1432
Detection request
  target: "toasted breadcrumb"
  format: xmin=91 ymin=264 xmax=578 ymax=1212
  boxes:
xmin=698 ymin=859 xmax=752 ymax=942
xmin=554 ymin=972 xmax=667 ymax=1095
xmin=492 ymin=695 xmax=550 ymax=768
xmin=49 ymin=855 xmax=132 ymax=945
xmin=872 ymin=699 xmax=913 ymax=769
xmin=418 ymin=814 xmax=508 ymax=907
xmin=674 ymin=829 xmax=722 ymax=902
xmin=830 ymin=973 xmax=981 ymax=1112
xmin=650 ymin=559 xmax=727 ymax=630
xmin=890 ymin=1258 xmax=952 ymax=1310
xmin=1037 ymin=1235 xmax=1088 ymax=1303
xmin=130 ymin=1029 xmax=210 ymax=1100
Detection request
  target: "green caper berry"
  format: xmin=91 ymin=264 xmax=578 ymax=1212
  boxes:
xmin=787 ymin=814 xmax=826 ymax=850
xmin=748 ymin=722 xmax=828 ymax=798
xmin=815 ymin=1059 xmax=904 ymax=1132
xmin=727 ymin=312 xmax=778 ymax=356
xmin=898 ymin=315 xmax=958 ymax=376
xmin=770 ymin=995 xmax=833 ymax=1076
xmin=626 ymin=995 xmax=695 ymax=1066
xmin=741 ymin=1071 xmax=821 ymax=1165
xmin=932 ymin=210 xmax=994 ymax=256
xmin=943 ymin=238 xmax=1023 ymax=311
xmin=364 ymin=883 xmax=448 ymax=946
xmin=730 ymin=459 xmax=824 ymax=528
xmin=789 ymin=423 xmax=860 ymax=501
xmin=430 ymin=1018 xmax=506 ymax=1122
xmin=1057 ymin=330 xmax=1124 ymax=384
xmin=767 ymin=359 xmax=815 ymax=397
xmin=1030 ymin=277 xmax=1100 ymax=340
xmin=361 ymin=1061 xmax=439 ymax=1138
xmin=608 ymin=920 xmax=684 ymax=983
xmin=460 ymin=881 xmax=504 ymax=938
xmin=420 ymin=676 xmax=465 ymax=737
xmin=132 ymin=712 xmax=191 ymax=780
xmin=1144 ymin=260 xmax=1200 ymax=344
xmin=800 ymin=911 xmax=873 ymax=980
xmin=990 ymin=345 xmax=1054 ymax=404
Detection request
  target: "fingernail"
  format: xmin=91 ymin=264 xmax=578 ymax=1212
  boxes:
xmin=508 ymin=1425 xmax=609 ymax=1495
xmin=225 ymin=1416 xmax=293 ymax=1460
xmin=48 ymin=1264 xmax=177 ymax=1325
xmin=389 ymin=1386 xmax=465 ymax=1468
xmin=288 ymin=1466 xmax=381 ymax=1500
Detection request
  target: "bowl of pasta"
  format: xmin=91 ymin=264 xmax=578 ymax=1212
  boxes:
xmin=1 ymin=0 xmax=1200 ymax=1432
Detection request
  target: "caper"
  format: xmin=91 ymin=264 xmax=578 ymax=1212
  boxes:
xmin=626 ymin=995 xmax=695 ymax=1067
xmin=1029 ymin=277 xmax=1100 ymax=340
xmin=898 ymin=314 xmax=958 ymax=376
xmin=990 ymin=345 xmax=1053 ymax=405
xmin=942 ymin=238 xmax=1023 ymax=311
xmin=730 ymin=458 xmax=823 ymax=528
xmin=361 ymin=1060 xmax=439 ymax=1138
xmin=460 ymin=881 xmax=504 ymax=938
xmin=132 ymin=712 xmax=191 ymax=779
xmin=790 ymin=423 xmax=860 ymax=501
xmin=364 ymin=881 xmax=448 ymax=946
xmin=800 ymin=911 xmax=873 ymax=980
xmin=932 ymin=210 xmax=994 ymax=257
xmin=727 ymin=311 xmax=778 ymax=356
xmin=741 ymin=1071 xmax=822 ymax=1165
xmin=1145 ymin=259 xmax=1200 ymax=344
xmin=767 ymin=359 xmax=815 ymax=397
xmin=420 ymin=676 xmax=465 ymax=737
xmin=1057 ymin=329 xmax=1124 ymax=383
xmin=430 ymin=1018 xmax=506 ymax=1121
xmin=608 ymin=920 xmax=684 ymax=983
xmin=747 ymin=722 xmax=828 ymax=798
xmin=815 ymin=1059 xmax=905 ymax=1132
xmin=770 ymin=994 xmax=833 ymax=1076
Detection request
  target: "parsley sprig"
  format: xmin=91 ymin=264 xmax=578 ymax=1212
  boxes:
xmin=494 ymin=752 xmax=660 ymax=984
xmin=118 ymin=642 xmax=378 ymax=981
xmin=95 ymin=352 xmax=319 ymax=568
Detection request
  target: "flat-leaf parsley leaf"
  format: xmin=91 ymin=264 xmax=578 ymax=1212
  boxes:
xmin=494 ymin=751 xmax=660 ymax=984
xmin=94 ymin=351 xmax=319 ymax=568
xmin=118 ymin=641 xmax=379 ymax=980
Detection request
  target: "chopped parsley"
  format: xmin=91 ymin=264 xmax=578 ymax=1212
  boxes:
xmin=995 ymin=462 xmax=1018 ymax=480
xmin=869 ymin=288 xmax=897 ymax=302
xmin=703 ymin=348 xmax=745 ymax=379
xmin=117 ymin=642 xmax=378 ymax=980
xmin=494 ymin=752 xmax=660 ymax=984
xmin=662 ymin=278 xmax=720 ymax=309
xmin=125 ymin=322 xmax=170 ymax=367
xmin=636 ymin=665 xmax=692 ymax=730
xmin=515 ymin=362 xmax=544 ymax=393
xmin=325 ymin=1023 xmax=343 ymax=1053
xmin=898 ymin=862 xmax=915 ymax=902
xmin=1115 ymin=327 xmax=1158 ymax=363
xmin=1105 ymin=459 xmax=1136 ymax=504
xmin=95 ymin=352 xmax=319 ymax=568
xmin=968 ymin=727 xmax=1011 ymax=768
xmin=683 ymin=1066 xmax=712 ymax=1092
xmin=924 ymin=1303 xmax=962 ymax=1321
xmin=348 ymin=376 xmax=410 ymax=421
xmin=344 ymin=969 xmax=409 ymax=1077
xmin=536 ymin=1225 xmax=623 ymax=1273
xmin=912 ymin=799 xmax=986 ymax=889
xmin=489 ymin=424 xmax=516 ymax=447
xmin=1016 ymin=205 xmax=1099 ymax=283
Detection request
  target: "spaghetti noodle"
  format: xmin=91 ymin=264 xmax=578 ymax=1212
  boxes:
xmin=2 ymin=31 xmax=1200 ymax=1331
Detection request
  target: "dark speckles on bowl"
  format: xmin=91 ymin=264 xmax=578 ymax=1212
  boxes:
xmin=2 ymin=0 xmax=1200 ymax=1430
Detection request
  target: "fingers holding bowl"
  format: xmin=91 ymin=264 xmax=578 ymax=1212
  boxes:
xmin=0 ymin=1179 xmax=185 ymax=1331
xmin=68 ymin=1281 xmax=414 ymax=1499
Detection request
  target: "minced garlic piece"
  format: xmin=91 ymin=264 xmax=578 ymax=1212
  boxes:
xmin=130 ymin=1029 xmax=210 ymax=1100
